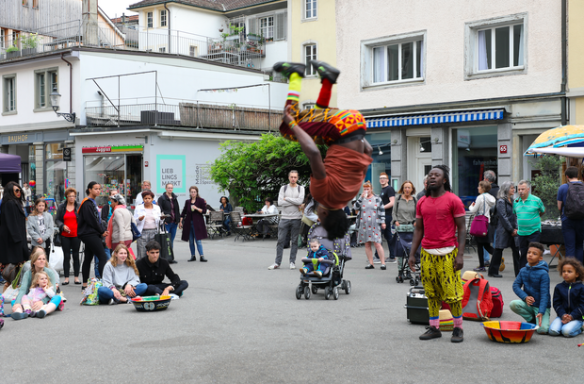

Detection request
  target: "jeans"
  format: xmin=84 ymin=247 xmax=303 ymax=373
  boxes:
xmin=189 ymin=222 xmax=204 ymax=256
xmin=549 ymin=317 xmax=584 ymax=337
xmin=97 ymin=283 xmax=148 ymax=304
xmin=145 ymin=281 xmax=189 ymax=297
xmin=165 ymin=222 xmax=179 ymax=248
xmin=223 ymin=216 xmax=231 ymax=232
xmin=95 ymin=248 xmax=112 ymax=279
xmin=275 ymin=219 xmax=301 ymax=265
xmin=61 ymin=235 xmax=81 ymax=278
xmin=509 ymin=300 xmax=550 ymax=334
xmin=518 ymin=231 xmax=541 ymax=269
xmin=561 ymin=219 xmax=584 ymax=263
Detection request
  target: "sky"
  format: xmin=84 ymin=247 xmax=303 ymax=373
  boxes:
xmin=98 ymin=0 xmax=139 ymax=20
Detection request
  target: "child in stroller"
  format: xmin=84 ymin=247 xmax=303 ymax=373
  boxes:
xmin=300 ymin=239 xmax=329 ymax=278
xmin=295 ymin=222 xmax=352 ymax=300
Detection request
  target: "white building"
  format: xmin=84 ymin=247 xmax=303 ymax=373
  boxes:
xmin=0 ymin=0 xmax=289 ymax=208
xmin=336 ymin=0 xmax=564 ymax=203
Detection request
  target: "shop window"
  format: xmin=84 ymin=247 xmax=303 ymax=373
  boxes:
xmin=45 ymin=143 xmax=66 ymax=202
xmin=452 ymin=126 xmax=498 ymax=209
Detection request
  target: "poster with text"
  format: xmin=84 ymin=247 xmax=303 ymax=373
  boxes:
xmin=156 ymin=155 xmax=186 ymax=194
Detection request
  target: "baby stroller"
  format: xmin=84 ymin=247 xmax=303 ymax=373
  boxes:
xmin=394 ymin=230 xmax=421 ymax=286
xmin=295 ymin=250 xmax=352 ymax=300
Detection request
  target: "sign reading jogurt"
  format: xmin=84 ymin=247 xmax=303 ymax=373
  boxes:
xmin=82 ymin=145 xmax=143 ymax=154
xmin=156 ymin=155 xmax=186 ymax=194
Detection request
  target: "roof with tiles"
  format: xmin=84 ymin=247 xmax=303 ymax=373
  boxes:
xmin=128 ymin=0 xmax=280 ymax=12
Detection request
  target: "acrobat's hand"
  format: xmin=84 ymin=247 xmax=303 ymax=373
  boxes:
xmin=283 ymin=105 xmax=295 ymax=126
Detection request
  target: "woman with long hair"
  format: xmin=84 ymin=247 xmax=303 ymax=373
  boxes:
xmin=97 ymin=244 xmax=147 ymax=304
xmin=219 ymin=196 xmax=233 ymax=235
xmin=0 ymin=181 xmax=29 ymax=265
xmin=392 ymin=180 xmax=417 ymax=278
xmin=77 ymin=182 xmax=109 ymax=290
xmin=55 ymin=188 xmax=81 ymax=285
xmin=27 ymin=198 xmax=54 ymax=260
xmin=488 ymin=181 xmax=521 ymax=278
xmin=106 ymin=194 xmax=133 ymax=250
xmin=180 ymin=186 xmax=208 ymax=262
xmin=355 ymin=181 xmax=386 ymax=270
xmin=134 ymin=191 xmax=161 ymax=259
xmin=469 ymin=180 xmax=496 ymax=272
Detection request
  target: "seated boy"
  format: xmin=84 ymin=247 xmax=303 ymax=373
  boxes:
xmin=300 ymin=239 xmax=330 ymax=278
xmin=509 ymin=242 xmax=551 ymax=334
xmin=274 ymin=60 xmax=373 ymax=240
xmin=136 ymin=240 xmax=189 ymax=298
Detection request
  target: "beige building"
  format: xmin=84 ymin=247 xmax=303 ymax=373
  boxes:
xmin=568 ymin=0 xmax=583 ymax=125
xmin=289 ymin=0 xmax=337 ymax=108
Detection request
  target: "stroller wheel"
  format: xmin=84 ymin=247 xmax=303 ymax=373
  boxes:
xmin=295 ymin=286 xmax=302 ymax=300
xmin=324 ymin=287 xmax=332 ymax=300
xmin=311 ymin=285 xmax=318 ymax=295
xmin=304 ymin=286 xmax=311 ymax=300
xmin=410 ymin=279 xmax=416 ymax=286
xmin=333 ymin=287 xmax=339 ymax=300
xmin=345 ymin=281 xmax=351 ymax=295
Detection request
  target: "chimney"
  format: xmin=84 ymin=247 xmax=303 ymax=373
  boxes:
xmin=82 ymin=0 xmax=99 ymax=46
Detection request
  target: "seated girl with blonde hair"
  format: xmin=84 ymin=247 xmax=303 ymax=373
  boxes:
xmin=98 ymin=244 xmax=148 ymax=304
xmin=21 ymin=271 xmax=56 ymax=318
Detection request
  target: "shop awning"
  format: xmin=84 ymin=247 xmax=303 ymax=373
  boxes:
xmin=366 ymin=108 xmax=505 ymax=128
xmin=0 ymin=153 xmax=21 ymax=173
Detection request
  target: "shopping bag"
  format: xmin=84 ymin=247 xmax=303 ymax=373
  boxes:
xmin=49 ymin=243 xmax=64 ymax=272
xmin=154 ymin=233 xmax=174 ymax=261
xmin=2 ymin=285 xmax=20 ymax=302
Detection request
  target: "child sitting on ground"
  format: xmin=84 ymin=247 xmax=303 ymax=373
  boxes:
xmin=510 ymin=242 xmax=551 ymax=334
xmin=549 ymin=258 xmax=584 ymax=337
xmin=300 ymin=239 xmax=329 ymax=278
xmin=21 ymin=271 xmax=56 ymax=318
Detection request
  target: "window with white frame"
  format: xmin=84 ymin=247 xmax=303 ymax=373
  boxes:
xmin=160 ymin=10 xmax=167 ymax=27
xmin=189 ymin=45 xmax=198 ymax=57
xmin=303 ymin=101 xmax=316 ymax=110
xmin=147 ymin=12 xmax=153 ymax=28
xmin=305 ymin=0 xmax=317 ymax=19
xmin=304 ymin=44 xmax=317 ymax=76
xmin=371 ymin=37 xmax=424 ymax=84
xmin=476 ymin=23 xmax=524 ymax=72
xmin=159 ymin=47 xmax=166 ymax=53
xmin=34 ymin=68 xmax=58 ymax=111
xmin=260 ymin=16 xmax=274 ymax=40
xmin=2 ymin=74 xmax=16 ymax=114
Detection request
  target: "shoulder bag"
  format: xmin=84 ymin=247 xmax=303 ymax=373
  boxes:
xmin=470 ymin=195 xmax=489 ymax=237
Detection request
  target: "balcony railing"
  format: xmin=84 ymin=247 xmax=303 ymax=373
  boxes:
xmin=85 ymin=99 xmax=283 ymax=131
xmin=0 ymin=20 xmax=268 ymax=71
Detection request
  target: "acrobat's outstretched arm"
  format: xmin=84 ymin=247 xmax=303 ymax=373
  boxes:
xmin=284 ymin=105 xmax=326 ymax=180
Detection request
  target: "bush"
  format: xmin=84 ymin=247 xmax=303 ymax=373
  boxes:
xmin=529 ymin=155 xmax=563 ymax=220
xmin=210 ymin=133 xmax=326 ymax=213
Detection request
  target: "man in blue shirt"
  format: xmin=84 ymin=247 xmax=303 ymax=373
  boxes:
xmin=557 ymin=166 xmax=584 ymax=263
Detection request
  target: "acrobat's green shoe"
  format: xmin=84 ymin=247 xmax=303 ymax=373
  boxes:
xmin=273 ymin=62 xmax=306 ymax=78
xmin=311 ymin=60 xmax=340 ymax=84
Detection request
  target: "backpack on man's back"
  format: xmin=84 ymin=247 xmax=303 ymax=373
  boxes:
xmin=564 ymin=182 xmax=584 ymax=220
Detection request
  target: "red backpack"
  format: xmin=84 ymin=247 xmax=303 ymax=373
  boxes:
xmin=489 ymin=287 xmax=504 ymax=318
xmin=462 ymin=276 xmax=493 ymax=321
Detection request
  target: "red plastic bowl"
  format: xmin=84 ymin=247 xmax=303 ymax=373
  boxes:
xmin=482 ymin=321 xmax=537 ymax=344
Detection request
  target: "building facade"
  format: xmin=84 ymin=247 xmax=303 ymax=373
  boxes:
xmin=336 ymin=0 xmax=565 ymax=202
xmin=289 ymin=0 xmax=337 ymax=108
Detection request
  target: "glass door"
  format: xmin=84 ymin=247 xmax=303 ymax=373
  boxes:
xmin=126 ymin=154 xmax=143 ymax=205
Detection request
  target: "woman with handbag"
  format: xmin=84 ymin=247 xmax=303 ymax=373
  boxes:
xmin=27 ymin=198 xmax=55 ymax=262
xmin=134 ymin=191 xmax=162 ymax=260
xmin=392 ymin=181 xmax=418 ymax=278
xmin=355 ymin=181 xmax=386 ymax=270
xmin=55 ymin=188 xmax=81 ymax=285
xmin=78 ymin=182 xmax=109 ymax=291
xmin=469 ymin=180 xmax=496 ymax=272
xmin=106 ymin=194 xmax=134 ymax=250
xmin=488 ymin=181 xmax=521 ymax=278
xmin=0 ymin=181 xmax=29 ymax=267
xmin=180 ymin=186 xmax=208 ymax=262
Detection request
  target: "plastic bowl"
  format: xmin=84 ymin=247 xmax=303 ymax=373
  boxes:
xmin=131 ymin=295 xmax=172 ymax=312
xmin=482 ymin=321 xmax=537 ymax=344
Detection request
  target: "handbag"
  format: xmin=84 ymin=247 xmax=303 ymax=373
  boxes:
xmin=131 ymin=221 xmax=142 ymax=242
xmin=53 ymin=233 xmax=62 ymax=247
xmin=301 ymin=214 xmax=315 ymax=227
xmin=470 ymin=195 xmax=489 ymax=237
xmin=2 ymin=263 xmax=22 ymax=285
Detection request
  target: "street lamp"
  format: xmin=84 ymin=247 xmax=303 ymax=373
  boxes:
xmin=50 ymin=88 xmax=76 ymax=123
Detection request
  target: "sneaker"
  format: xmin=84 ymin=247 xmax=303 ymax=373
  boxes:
xmin=273 ymin=62 xmax=306 ymax=78
xmin=36 ymin=309 xmax=47 ymax=319
xmin=314 ymin=271 xmax=322 ymax=278
xmin=0 ymin=318 xmax=4 ymax=330
xmin=373 ymin=257 xmax=381 ymax=264
xmin=311 ymin=60 xmax=341 ymax=84
xmin=61 ymin=294 xmax=67 ymax=303
xmin=169 ymin=293 xmax=180 ymax=300
xmin=300 ymin=268 xmax=308 ymax=276
xmin=109 ymin=299 xmax=116 ymax=306
xmin=419 ymin=326 xmax=442 ymax=340
xmin=473 ymin=267 xmax=486 ymax=272
xmin=290 ymin=262 xmax=296 ymax=270
xmin=451 ymin=327 xmax=464 ymax=343
xmin=11 ymin=312 xmax=28 ymax=320
xmin=387 ymin=258 xmax=397 ymax=263
xmin=268 ymin=264 xmax=280 ymax=270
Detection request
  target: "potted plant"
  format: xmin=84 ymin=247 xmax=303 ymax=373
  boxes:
xmin=22 ymin=33 xmax=39 ymax=56
xmin=220 ymin=33 xmax=229 ymax=48
xmin=247 ymin=33 xmax=260 ymax=42
xmin=6 ymin=45 xmax=19 ymax=59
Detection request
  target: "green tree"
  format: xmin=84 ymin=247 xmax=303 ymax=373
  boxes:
xmin=529 ymin=155 xmax=564 ymax=220
xmin=210 ymin=134 xmax=326 ymax=213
